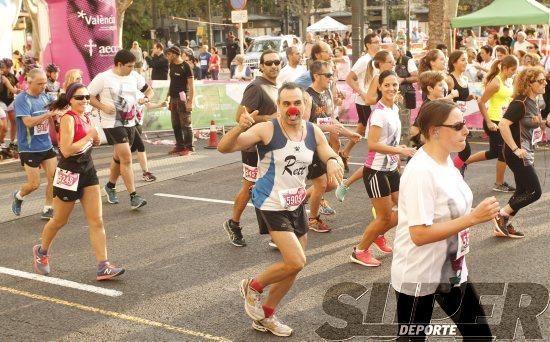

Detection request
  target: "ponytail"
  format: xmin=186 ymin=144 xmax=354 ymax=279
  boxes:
xmin=485 ymin=55 xmax=518 ymax=85
xmin=47 ymin=93 xmax=70 ymax=111
xmin=365 ymin=50 xmax=391 ymax=85
xmin=418 ymin=49 xmax=442 ymax=74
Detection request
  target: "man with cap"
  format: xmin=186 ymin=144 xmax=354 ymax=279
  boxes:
xmin=165 ymin=46 xmax=195 ymax=156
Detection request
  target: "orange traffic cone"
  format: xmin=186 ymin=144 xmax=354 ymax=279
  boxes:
xmin=205 ymin=120 xmax=219 ymax=149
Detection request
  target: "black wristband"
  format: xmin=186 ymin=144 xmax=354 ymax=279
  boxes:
xmin=327 ymin=156 xmax=338 ymax=163
xmin=512 ymin=147 xmax=519 ymax=152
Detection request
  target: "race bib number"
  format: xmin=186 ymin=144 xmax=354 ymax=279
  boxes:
xmin=501 ymin=105 xmax=509 ymax=114
xmin=53 ymin=167 xmax=80 ymax=192
xmin=456 ymin=229 xmax=470 ymax=259
xmin=243 ymin=164 xmax=258 ymax=181
xmin=456 ymin=101 xmax=467 ymax=113
xmin=278 ymin=187 xmax=306 ymax=210
xmin=387 ymin=154 xmax=399 ymax=165
xmin=532 ymin=127 xmax=543 ymax=145
xmin=200 ymin=60 xmax=208 ymax=66
xmin=316 ymin=117 xmax=332 ymax=125
xmin=34 ymin=120 xmax=50 ymax=135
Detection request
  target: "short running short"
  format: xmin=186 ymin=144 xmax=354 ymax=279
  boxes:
xmin=19 ymin=148 xmax=57 ymax=168
xmin=241 ymin=150 xmax=259 ymax=182
xmin=54 ymin=166 xmax=99 ymax=202
xmin=103 ymin=126 xmax=136 ymax=146
xmin=356 ymin=103 xmax=372 ymax=126
xmin=255 ymin=204 xmax=308 ymax=237
xmin=362 ymin=166 xmax=400 ymax=198
xmin=131 ymin=126 xmax=145 ymax=153
xmin=306 ymin=152 xmax=326 ymax=180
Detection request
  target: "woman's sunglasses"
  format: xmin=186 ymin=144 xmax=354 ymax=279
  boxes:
xmin=73 ymin=95 xmax=91 ymax=100
xmin=439 ymin=120 xmax=466 ymax=131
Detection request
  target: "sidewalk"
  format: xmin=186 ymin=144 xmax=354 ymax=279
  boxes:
xmin=0 ymin=136 xmax=239 ymax=224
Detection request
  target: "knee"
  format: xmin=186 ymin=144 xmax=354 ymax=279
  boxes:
xmin=88 ymin=216 xmax=104 ymax=229
xmin=182 ymin=116 xmax=192 ymax=127
xmin=285 ymin=258 xmax=306 ymax=274
xmin=49 ymin=217 xmax=68 ymax=228
xmin=313 ymin=179 xmax=327 ymax=193
xmin=376 ymin=212 xmax=394 ymax=225
xmin=28 ymin=180 xmax=40 ymax=191
xmin=117 ymin=152 xmax=131 ymax=164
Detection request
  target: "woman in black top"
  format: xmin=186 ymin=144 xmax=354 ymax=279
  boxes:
xmin=447 ymin=51 xmax=477 ymax=175
xmin=495 ymin=67 xmax=545 ymax=238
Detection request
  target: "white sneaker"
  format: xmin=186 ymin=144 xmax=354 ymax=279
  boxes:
xmin=252 ymin=316 xmax=293 ymax=337
xmin=239 ymin=279 xmax=264 ymax=321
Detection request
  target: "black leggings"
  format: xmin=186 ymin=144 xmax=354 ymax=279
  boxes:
xmin=395 ymin=282 xmax=492 ymax=341
xmin=504 ymin=149 xmax=542 ymax=213
xmin=457 ymin=138 xmax=471 ymax=162
xmin=482 ymin=120 xmax=505 ymax=162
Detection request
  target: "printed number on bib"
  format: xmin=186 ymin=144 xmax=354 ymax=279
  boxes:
xmin=387 ymin=154 xmax=400 ymax=165
xmin=243 ymin=164 xmax=258 ymax=181
xmin=316 ymin=117 xmax=332 ymax=125
xmin=278 ymin=187 xmax=306 ymax=210
xmin=53 ymin=167 xmax=80 ymax=192
xmin=456 ymin=228 xmax=470 ymax=259
xmin=35 ymin=120 xmax=50 ymax=135
xmin=532 ymin=127 xmax=543 ymax=145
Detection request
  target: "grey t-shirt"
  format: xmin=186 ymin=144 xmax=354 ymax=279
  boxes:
xmin=240 ymin=76 xmax=278 ymax=116
xmin=503 ymin=96 xmax=540 ymax=165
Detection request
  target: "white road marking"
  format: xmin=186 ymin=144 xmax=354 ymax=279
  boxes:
xmin=0 ymin=267 xmax=123 ymax=297
xmin=155 ymin=193 xmax=254 ymax=207
xmin=348 ymin=162 xmax=364 ymax=166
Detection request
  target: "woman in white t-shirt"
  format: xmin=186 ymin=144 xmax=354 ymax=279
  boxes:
xmin=392 ymin=100 xmax=498 ymax=340
xmin=350 ymin=70 xmax=416 ymax=268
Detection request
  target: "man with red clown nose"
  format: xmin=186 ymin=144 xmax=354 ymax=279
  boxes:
xmin=218 ymin=82 xmax=344 ymax=336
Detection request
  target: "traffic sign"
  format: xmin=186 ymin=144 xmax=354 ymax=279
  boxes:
xmin=231 ymin=10 xmax=248 ymax=23
xmin=229 ymin=0 xmax=247 ymax=10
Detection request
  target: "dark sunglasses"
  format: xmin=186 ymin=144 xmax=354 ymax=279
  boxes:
xmin=439 ymin=120 xmax=466 ymax=131
xmin=532 ymin=79 xmax=547 ymax=85
xmin=73 ymin=95 xmax=90 ymax=100
xmin=317 ymin=73 xmax=333 ymax=78
xmin=263 ymin=60 xmax=281 ymax=66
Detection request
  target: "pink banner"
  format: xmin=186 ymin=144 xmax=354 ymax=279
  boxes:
xmin=42 ymin=0 xmax=119 ymax=84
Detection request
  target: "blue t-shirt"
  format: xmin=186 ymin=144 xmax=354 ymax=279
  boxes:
xmin=294 ymin=71 xmax=312 ymax=90
xmin=199 ymin=52 xmax=211 ymax=69
xmin=15 ymin=92 xmax=55 ymax=153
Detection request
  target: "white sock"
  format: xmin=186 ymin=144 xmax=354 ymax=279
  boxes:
xmin=499 ymin=209 xmax=510 ymax=218
xmin=15 ymin=191 xmax=24 ymax=201
xmin=43 ymin=205 xmax=52 ymax=212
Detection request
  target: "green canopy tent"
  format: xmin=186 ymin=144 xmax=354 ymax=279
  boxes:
xmin=451 ymin=0 xmax=550 ymax=28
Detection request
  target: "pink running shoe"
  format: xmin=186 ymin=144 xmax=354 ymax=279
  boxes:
xmin=350 ymin=248 xmax=381 ymax=267
xmin=373 ymin=235 xmax=393 ymax=254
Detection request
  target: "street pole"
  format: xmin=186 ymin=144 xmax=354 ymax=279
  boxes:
xmin=406 ymin=0 xmax=410 ymax=51
xmin=351 ymin=0 xmax=361 ymax=63
xmin=208 ymin=0 xmax=213 ymax=48
xmin=239 ymin=23 xmax=244 ymax=54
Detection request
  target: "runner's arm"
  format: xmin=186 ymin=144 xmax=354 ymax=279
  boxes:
xmin=58 ymin=115 xmax=96 ymax=158
xmin=21 ymin=111 xmax=56 ymax=128
xmin=313 ymin=125 xmax=344 ymax=185
xmin=218 ymin=118 xmax=268 ymax=153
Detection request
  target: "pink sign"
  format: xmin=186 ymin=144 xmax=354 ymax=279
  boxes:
xmin=42 ymin=0 xmax=119 ymax=85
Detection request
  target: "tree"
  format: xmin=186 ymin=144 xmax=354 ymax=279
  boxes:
xmin=117 ymin=0 xmax=134 ymax=48
xmin=427 ymin=0 xmax=446 ymax=49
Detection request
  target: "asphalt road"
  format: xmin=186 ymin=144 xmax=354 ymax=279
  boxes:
xmin=1 ymin=137 xmax=550 ymax=341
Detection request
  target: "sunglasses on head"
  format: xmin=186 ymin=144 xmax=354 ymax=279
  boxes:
xmin=73 ymin=95 xmax=90 ymax=100
xmin=439 ymin=120 xmax=466 ymax=131
xmin=263 ymin=60 xmax=281 ymax=66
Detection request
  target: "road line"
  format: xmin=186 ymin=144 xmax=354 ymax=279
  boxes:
xmin=348 ymin=162 xmax=364 ymax=166
xmin=0 ymin=286 xmax=232 ymax=341
xmin=0 ymin=267 xmax=122 ymax=297
xmin=155 ymin=193 xmax=254 ymax=207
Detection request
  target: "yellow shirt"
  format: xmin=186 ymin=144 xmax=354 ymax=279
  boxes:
xmin=487 ymin=75 xmax=513 ymax=122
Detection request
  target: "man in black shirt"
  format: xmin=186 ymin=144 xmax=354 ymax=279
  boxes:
xmin=500 ymin=27 xmax=513 ymax=49
xmin=165 ymin=46 xmax=195 ymax=155
xmin=223 ymin=50 xmax=280 ymax=247
xmin=146 ymin=43 xmax=169 ymax=80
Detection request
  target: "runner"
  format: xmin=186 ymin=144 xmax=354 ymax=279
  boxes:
xmin=45 ymin=64 xmax=61 ymax=95
xmin=495 ymin=67 xmax=545 ymax=238
xmin=446 ymin=51 xmax=478 ymax=176
xmin=223 ymin=49 xmax=280 ymax=247
xmin=217 ymin=82 xmax=343 ymax=336
xmin=392 ymin=99 xmax=497 ymax=341
xmin=350 ymin=70 xmax=416 ymax=267
xmin=0 ymin=58 xmax=20 ymax=151
xmin=32 ymin=83 xmax=125 ymax=281
xmin=463 ymin=56 xmax=518 ymax=192
xmin=305 ymin=60 xmax=361 ymax=232
xmin=340 ymin=33 xmax=381 ymax=172
xmin=88 ymin=49 xmax=150 ymax=210
xmin=11 ymin=68 xmax=57 ymax=219
xmin=165 ymin=46 xmax=195 ymax=156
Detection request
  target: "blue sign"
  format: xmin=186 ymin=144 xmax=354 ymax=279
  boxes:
xmin=229 ymin=0 xmax=247 ymax=10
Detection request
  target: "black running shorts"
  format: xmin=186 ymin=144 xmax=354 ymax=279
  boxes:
xmin=53 ymin=166 xmax=99 ymax=202
xmin=103 ymin=126 xmax=136 ymax=146
xmin=362 ymin=167 xmax=400 ymax=199
xmin=306 ymin=152 xmax=326 ymax=180
xmin=19 ymin=148 xmax=57 ymax=168
xmin=255 ymin=204 xmax=308 ymax=237
xmin=356 ymin=104 xmax=372 ymax=126
xmin=241 ymin=150 xmax=259 ymax=182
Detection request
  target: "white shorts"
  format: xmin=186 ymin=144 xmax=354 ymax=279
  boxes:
xmin=0 ymin=106 xmax=6 ymax=119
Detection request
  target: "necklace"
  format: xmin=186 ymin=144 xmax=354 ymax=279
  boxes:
xmin=280 ymin=120 xmax=304 ymax=152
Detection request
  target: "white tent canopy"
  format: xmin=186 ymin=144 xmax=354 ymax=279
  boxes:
xmin=306 ymin=16 xmax=348 ymax=33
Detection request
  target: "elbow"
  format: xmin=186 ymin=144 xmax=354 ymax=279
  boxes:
xmin=409 ymin=230 xmax=427 ymax=246
xmin=59 ymin=148 xmax=72 ymax=159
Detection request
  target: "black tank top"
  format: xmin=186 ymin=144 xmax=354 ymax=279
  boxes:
xmin=450 ymin=74 xmax=469 ymax=102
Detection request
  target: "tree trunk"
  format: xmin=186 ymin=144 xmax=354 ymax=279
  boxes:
xmin=116 ymin=0 xmax=134 ymax=48
xmin=445 ymin=0 xmax=459 ymax=51
xmin=427 ymin=0 xmax=446 ymax=49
